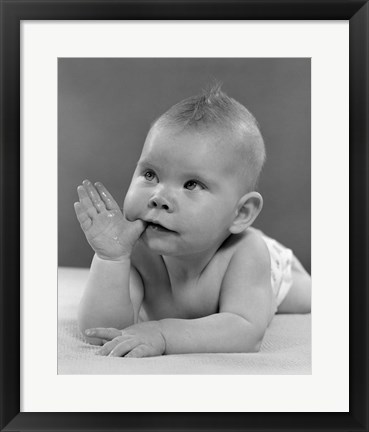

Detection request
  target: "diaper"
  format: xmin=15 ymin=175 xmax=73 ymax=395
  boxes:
xmin=260 ymin=233 xmax=294 ymax=307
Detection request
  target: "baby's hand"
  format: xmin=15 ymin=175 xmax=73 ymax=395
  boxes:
xmin=74 ymin=180 xmax=146 ymax=261
xmin=85 ymin=322 xmax=166 ymax=358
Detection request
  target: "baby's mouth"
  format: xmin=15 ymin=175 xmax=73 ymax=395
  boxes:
xmin=146 ymin=222 xmax=176 ymax=233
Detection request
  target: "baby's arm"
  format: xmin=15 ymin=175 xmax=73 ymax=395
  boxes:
xmin=74 ymin=180 xmax=146 ymax=345
xmin=78 ymin=257 xmax=144 ymax=345
xmin=160 ymin=233 xmax=274 ymax=354
xmin=87 ymin=232 xmax=275 ymax=355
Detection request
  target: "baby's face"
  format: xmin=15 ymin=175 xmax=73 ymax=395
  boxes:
xmin=124 ymin=126 xmax=246 ymax=256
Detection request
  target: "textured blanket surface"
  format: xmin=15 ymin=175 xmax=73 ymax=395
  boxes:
xmin=58 ymin=267 xmax=311 ymax=375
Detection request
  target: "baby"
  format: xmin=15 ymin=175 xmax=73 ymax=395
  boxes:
xmin=74 ymin=84 xmax=311 ymax=358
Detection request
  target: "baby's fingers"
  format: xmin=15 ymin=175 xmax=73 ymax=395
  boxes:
xmin=124 ymin=344 xmax=150 ymax=358
xmin=82 ymin=179 xmax=106 ymax=214
xmin=77 ymin=185 xmax=98 ymax=218
xmin=85 ymin=327 xmax=121 ymax=340
xmin=74 ymin=202 xmax=92 ymax=231
xmin=96 ymin=338 xmax=121 ymax=356
xmin=109 ymin=339 xmax=139 ymax=357
xmin=94 ymin=182 xmax=121 ymax=212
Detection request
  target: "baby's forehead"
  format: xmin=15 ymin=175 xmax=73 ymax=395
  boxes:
xmin=144 ymin=124 xmax=249 ymax=155
xmin=145 ymin=125 xmax=252 ymax=171
xmin=142 ymin=124 xmax=252 ymax=186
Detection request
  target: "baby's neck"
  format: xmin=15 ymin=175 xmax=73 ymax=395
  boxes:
xmin=162 ymin=247 xmax=218 ymax=286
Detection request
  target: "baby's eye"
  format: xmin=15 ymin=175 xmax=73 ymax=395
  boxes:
xmin=144 ymin=170 xmax=157 ymax=182
xmin=184 ymin=180 xmax=204 ymax=191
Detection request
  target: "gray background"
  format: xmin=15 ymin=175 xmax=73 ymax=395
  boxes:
xmin=58 ymin=58 xmax=311 ymax=272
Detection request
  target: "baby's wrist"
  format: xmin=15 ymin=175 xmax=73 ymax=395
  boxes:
xmin=95 ymin=252 xmax=131 ymax=262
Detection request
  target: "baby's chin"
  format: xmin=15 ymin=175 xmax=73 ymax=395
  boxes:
xmin=140 ymin=232 xmax=184 ymax=256
xmin=140 ymin=232 xmax=217 ymax=259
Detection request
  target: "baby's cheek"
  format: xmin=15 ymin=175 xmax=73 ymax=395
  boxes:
xmin=123 ymin=188 xmax=145 ymax=222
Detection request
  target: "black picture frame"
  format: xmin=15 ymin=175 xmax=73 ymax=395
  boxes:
xmin=1 ymin=1 xmax=368 ymax=431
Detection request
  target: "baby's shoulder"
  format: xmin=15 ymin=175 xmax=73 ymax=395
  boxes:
xmin=217 ymin=228 xmax=272 ymax=288
xmin=221 ymin=227 xmax=269 ymax=258
xmin=218 ymin=228 xmax=271 ymax=277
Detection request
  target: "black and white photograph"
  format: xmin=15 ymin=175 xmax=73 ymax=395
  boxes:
xmin=3 ymin=2 xmax=367 ymax=427
xmin=58 ymin=58 xmax=311 ymax=374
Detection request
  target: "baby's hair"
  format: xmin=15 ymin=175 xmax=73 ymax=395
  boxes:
xmin=152 ymin=82 xmax=266 ymax=191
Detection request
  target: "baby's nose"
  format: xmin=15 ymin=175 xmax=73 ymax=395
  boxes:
xmin=148 ymin=195 xmax=173 ymax=213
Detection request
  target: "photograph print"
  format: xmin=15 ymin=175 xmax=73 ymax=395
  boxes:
xmin=58 ymin=58 xmax=311 ymax=374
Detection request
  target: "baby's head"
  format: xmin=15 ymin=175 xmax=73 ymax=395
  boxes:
xmin=152 ymin=82 xmax=265 ymax=192
xmin=124 ymin=83 xmax=266 ymax=255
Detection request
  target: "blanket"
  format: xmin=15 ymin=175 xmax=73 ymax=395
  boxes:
xmin=58 ymin=267 xmax=311 ymax=374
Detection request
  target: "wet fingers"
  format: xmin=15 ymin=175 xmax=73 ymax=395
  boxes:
xmin=82 ymin=179 xmax=106 ymax=213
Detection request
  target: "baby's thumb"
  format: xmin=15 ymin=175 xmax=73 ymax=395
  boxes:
xmin=123 ymin=210 xmax=147 ymax=236
xmin=130 ymin=218 xmax=147 ymax=236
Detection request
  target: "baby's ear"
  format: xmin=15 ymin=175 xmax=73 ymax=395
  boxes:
xmin=229 ymin=192 xmax=263 ymax=234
